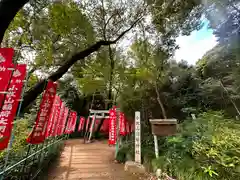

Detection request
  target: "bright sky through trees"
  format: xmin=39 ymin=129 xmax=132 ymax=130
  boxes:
xmin=175 ymin=22 xmax=217 ymax=64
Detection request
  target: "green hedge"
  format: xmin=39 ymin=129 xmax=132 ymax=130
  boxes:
xmin=154 ymin=111 xmax=240 ymax=180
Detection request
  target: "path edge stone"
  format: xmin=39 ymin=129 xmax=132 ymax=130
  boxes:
xmin=124 ymin=161 xmax=146 ymax=174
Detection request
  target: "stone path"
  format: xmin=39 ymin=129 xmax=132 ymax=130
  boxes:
xmin=47 ymin=139 xmax=146 ymax=180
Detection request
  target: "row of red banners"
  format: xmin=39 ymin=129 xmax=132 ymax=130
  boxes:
xmin=0 ymin=48 xmax=134 ymax=149
xmin=0 ymin=48 xmax=27 ymax=150
xmin=0 ymin=48 xmax=78 ymax=150
xmin=108 ymin=107 xmax=134 ymax=145
xmin=26 ymin=82 xmax=78 ymax=144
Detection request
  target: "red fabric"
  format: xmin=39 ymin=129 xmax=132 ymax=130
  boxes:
xmin=56 ymin=102 xmax=65 ymax=136
xmin=60 ymin=107 xmax=69 ymax=135
xmin=65 ymin=111 xmax=77 ymax=134
xmin=78 ymin=116 xmax=85 ymax=131
xmin=49 ymin=96 xmax=61 ymax=137
xmin=45 ymin=96 xmax=57 ymax=138
xmin=53 ymin=98 xmax=62 ymax=136
xmin=119 ymin=112 xmax=127 ymax=136
xmin=70 ymin=111 xmax=77 ymax=133
xmin=0 ymin=64 xmax=14 ymax=108
xmin=27 ymin=81 xmax=57 ymax=144
xmin=65 ymin=109 xmax=72 ymax=134
xmin=0 ymin=64 xmax=26 ymax=150
xmin=0 ymin=48 xmax=14 ymax=109
xmin=108 ymin=108 xmax=116 ymax=145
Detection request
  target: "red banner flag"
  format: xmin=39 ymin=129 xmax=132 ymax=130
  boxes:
xmin=48 ymin=96 xmax=60 ymax=137
xmin=45 ymin=96 xmax=58 ymax=138
xmin=56 ymin=102 xmax=65 ymax=136
xmin=65 ymin=111 xmax=72 ymax=134
xmin=60 ymin=106 xmax=69 ymax=135
xmin=78 ymin=117 xmax=85 ymax=131
xmin=26 ymin=81 xmax=57 ymax=144
xmin=0 ymin=64 xmax=26 ymax=150
xmin=0 ymin=48 xmax=14 ymax=108
xmin=70 ymin=111 xmax=77 ymax=133
xmin=65 ymin=111 xmax=77 ymax=134
xmin=119 ymin=112 xmax=126 ymax=136
xmin=108 ymin=108 xmax=116 ymax=145
xmin=53 ymin=98 xmax=62 ymax=136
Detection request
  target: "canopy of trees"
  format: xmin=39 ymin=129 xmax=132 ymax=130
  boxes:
xmin=0 ymin=0 xmax=240 ymax=178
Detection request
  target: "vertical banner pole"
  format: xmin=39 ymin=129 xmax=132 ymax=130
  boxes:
xmin=115 ymin=108 xmax=120 ymax=159
xmin=153 ymin=135 xmax=159 ymax=159
xmin=135 ymin=111 xmax=141 ymax=164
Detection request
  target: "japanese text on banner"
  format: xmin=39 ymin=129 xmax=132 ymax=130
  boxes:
xmin=70 ymin=111 xmax=77 ymax=133
xmin=0 ymin=64 xmax=26 ymax=150
xmin=60 ymin=106 xmax=69 ymax=135
xmin=45 ymin=96 xmax=58 ymax=138
xmin=26 ymin=81 xmax=57 ymax=144
xmin=0 ymin=48 xmax=14 ymax=109
xmin=78 ymin=117 xmax=85 ymax=131
xmin=108 ymin=108 xmax=116 ymax=145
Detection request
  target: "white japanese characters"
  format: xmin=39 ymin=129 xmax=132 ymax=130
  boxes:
xmin=135 ymin=111 xmax=141 ymax=164
xmin=0 ymin=68 xmax=25 ymax=140
xmin=109 ymin=109 xmax=116 ymax=144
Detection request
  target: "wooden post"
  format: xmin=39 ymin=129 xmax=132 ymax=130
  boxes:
xmin=88 ymin=113 xmax=96 ymax=142
xmin=153 ymin=135 xmax=159 ymax=159
xmin=135 ymin=111 xmax=141 ymax=164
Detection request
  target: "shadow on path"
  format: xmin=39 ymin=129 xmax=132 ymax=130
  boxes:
xmin=47 ymin=139 xmax=144 ymax=180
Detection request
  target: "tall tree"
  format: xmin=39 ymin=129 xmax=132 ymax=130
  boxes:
xmin=5 ymin=0 xmax=145 ymax=111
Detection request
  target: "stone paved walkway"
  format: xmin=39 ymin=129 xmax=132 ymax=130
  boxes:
xmin=47 ymin=139 xmax=146 ymax=180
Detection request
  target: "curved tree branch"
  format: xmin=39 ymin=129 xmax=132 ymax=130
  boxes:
xmin=21 ymin=17 xmax=142 ymax=112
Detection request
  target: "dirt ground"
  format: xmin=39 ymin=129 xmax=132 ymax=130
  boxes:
xmin=47 ymin=139 xmax=148 ymax=180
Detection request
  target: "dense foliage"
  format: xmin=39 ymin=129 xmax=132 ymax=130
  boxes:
xmin=0 ymin=0 xmax=239 ymax=179
xmin=0 ymin=114 xmax=66 ymax=179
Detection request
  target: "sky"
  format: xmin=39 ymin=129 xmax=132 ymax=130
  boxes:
xmin=174 ymin=23 xmax=218 ymax=65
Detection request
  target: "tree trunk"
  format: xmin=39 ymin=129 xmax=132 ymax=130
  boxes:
xmin=0 ymin=0 xmax=29 ymax=44
xmin=95 ymin=45 xmax=114 ymax=137
xmin=154 ymin=83 xmax=167 ymax=119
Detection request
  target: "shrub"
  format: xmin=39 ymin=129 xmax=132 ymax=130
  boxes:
xmin=154 ymin=111 xmax=240 ymax=180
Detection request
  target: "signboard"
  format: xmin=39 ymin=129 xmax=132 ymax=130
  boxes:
xmin=135 ymin=111 xmax=141 ymax=164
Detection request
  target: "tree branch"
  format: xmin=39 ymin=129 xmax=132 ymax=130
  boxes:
xmin=21 ymin=17 xmax=142 ymax=112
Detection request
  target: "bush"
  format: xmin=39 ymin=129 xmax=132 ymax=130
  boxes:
xmin=154 ymin=111 xmax=240 ymax=180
